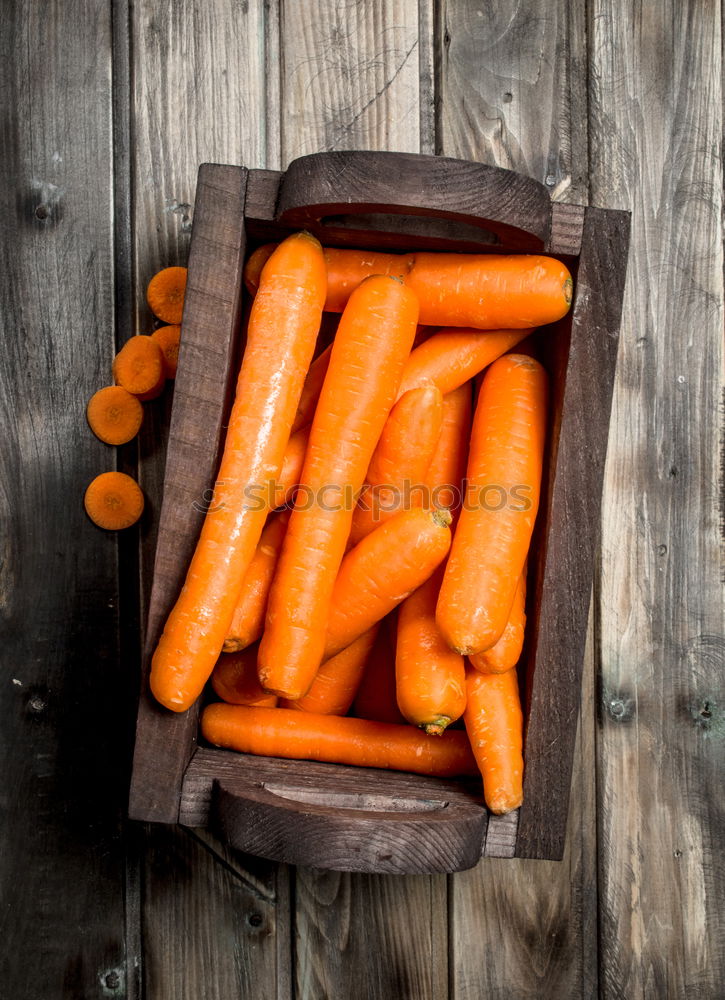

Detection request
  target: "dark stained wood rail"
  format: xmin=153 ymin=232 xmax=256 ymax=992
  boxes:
xmin=1 ymin=1 xmax=723 ymax=998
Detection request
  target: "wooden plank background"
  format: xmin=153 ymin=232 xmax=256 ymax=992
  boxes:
xmin=0 ymin=1 xmax=722 ymax=998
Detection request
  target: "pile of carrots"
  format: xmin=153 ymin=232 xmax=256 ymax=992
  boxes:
xmin=149 ymin=233 xmax=571 ymax=816
xmin=83 ymin=267 xmax=187 ymax=530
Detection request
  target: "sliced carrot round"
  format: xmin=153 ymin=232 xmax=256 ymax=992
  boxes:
xmin=84 ymin=471 xmax=144 ymax=530
xmin=86 ymin=385 xmax=143 ymax=445
xmin=112 ymin=335 xmax=165 ymax=395
xmin=147 ymin=266 xmax=187 ymax=324
xmin=151 ymin=324 xmax=181 ymax=378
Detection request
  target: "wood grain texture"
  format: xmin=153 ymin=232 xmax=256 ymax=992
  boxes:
xmin=0 ymin=1 xmax=128 ymax=996
xmin=589 ymin=3 xmax=725 ymax=996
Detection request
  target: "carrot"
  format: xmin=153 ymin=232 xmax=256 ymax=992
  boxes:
xmin=464 ymin=666 xmax=524 ymax=814
xmin=470 ymin=567 xmax=527 ymax=674
xmin=86 ymin=385 xmax=143 ymax=445
xmin=201 ymin=703 xmax=478 ymax=778
xmin=352 ymin=616 xmax=406 ymax=723
xmin=244 ymin=246 xmax=572 ymax=329
xmin=258 ymin=275 xmax=419 ymax=701
xmin=273 ymin=425 xmax=310 ymax=507
xmin=395 ymin=568 xmax=466 ymax=735
xmin=291 ymin=343 xmax=332 ymax=432
xmin=150 ymin=232 xmax=327 ymax=712
xmin=397 ymin=327 xmax=532 ymax=397
xmin=223 ymin=509 xmax=291 ymax=653
xmin=424 ymin=383 xmax=472 ymax=516
xmin=243 ymin=244 xmax=277 ymax=296
xmin=281 ymin=627 xmax=378 ymax=716
xmin=437 ymin=354 xmax=548 ymax=655
xmin=147 ymin=266 xmax=188 ymax=324
xmin=135 ymin=370 xmax=167 ymax=401
xmin=323 ymin=507 xmax=452 ymax=663
xmin=348 ymin=385 xmax=443 ymax=547
xmin=211 ymin=645 xmax=278 ymax=707
xmin=84 ymin=471 xmax=144 ymax=530
xmin=151 ymin=324 xmax=182 ymax=378
xmin=113 ymin=335 xmax=165 ymax=396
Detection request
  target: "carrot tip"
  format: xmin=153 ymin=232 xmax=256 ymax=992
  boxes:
xmin=563 ymin=277 xmax=573 ymax=305
xmin=432 ymin=508 xmax=452 ymax=528
xmin=422 ymin=717 xmax=452 ymax=736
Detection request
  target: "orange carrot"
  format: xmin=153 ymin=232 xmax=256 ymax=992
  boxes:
xmin=84 ymin=471 xmax=144 ymax=530
xmin=135 ymin=370 xmax=167 ymax=401
xmin=244 ymin=246 xmax=572 ymax=329
xmin=470 ymin=567 xmax=527 ymax=674
xmin=113 ymin=335 xmax=165 ymax=396
xmin=437 ymin=355 xmax=547 ymax=655
xmin=424 ymin=384 xmax=472 ymax=516
xmin=397 ymin=327 xmax=532 ymax=397
xmin=201 ymin=703 xmax=478 ymax=778
xmin=211 ymin=645 xmax=278 ymax=707
xmin=291 ymin=343 xmax=332 ymax=432
xmin=464 ymin=666 xmax=524 ymax=814
xmin=273 ymin=425 xmax=310 ymax=507
xmin=348 ymin=385 xmax=443 ymax=547
xmin=86 ymin=386 xmax=143 ymax=445
xmin=243 ymin=244 xmax=276 ymax=296
xmin=395 ymin=568 xmax=466 ymax=735
xmin=281 ymin=627 xmax=378 ymax=716
xmin=352 ymin=616 xmax=406 ymax=723
xmin=147 ymin=266 xmax=187 ymax=324
xmin=258 ymin=275 xmax=419 ymax=701
xmin=150 ymin=232 xmax=326 ymax=712
xmin=224 ymin=509 xmax=291 ymax=652
xmin=323 ymin=507 xmax=452 ymax=663
xmin=151 ymin=324 xmax=182 ymax=378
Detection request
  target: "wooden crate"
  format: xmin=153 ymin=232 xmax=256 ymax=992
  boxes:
xmin=128 ymin=151 xmax=630 ymax=872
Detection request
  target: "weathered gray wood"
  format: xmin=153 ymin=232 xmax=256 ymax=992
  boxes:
xmin=0 ymin=1 xmax=128 ymax=996
xmin=589 ymin=2 xmax=725 ymax=996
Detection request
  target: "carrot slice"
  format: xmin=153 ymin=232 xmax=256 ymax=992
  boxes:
xmin=150 ymin=232 xmax=326 ymax=713
xmin=147 ymin=266 xmax=187 ymax=324
xmin=464 ymin=666 xmax=524 ymax=814
xmin=280 ymin=627 xmax=378 ymax=716
xmin=437 ymin=354 xmax=548 ymax=655
xmin=201 ymin=703 xmax=478 ymax=778
xmin=211 ymin=646 xmax=278 ymax=707
xmin=84 ymin=471 xmax=144 ymax=530
xmin=113 ymin=336 xmax=165 ymax=396
xmin=470 ymin=567 xmax=527 ymax=674
xmin=151 ymin=324 xmax=181 ymax=378
xmin=86 ymin=386 xmax=143 ymax=445
xmin=258 ymin=275 xmax=419 ymax=701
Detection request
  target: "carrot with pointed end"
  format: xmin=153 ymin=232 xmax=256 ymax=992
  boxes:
xmin=150 ymin=232 xmax=326 ymax=713
xmin=395 ymin=568 xmax=466 ymax=735
xmin=470 ymin=567 xmax=527 ymax=674
xmin=113 ymin=335 xmax=165 ymax=396
xmin=348 ymin=385 xmax=443 ymax=547
xmin=147 ymin=266 xmax=187 ymax=324
xmin=86 ymin=386 xmax=143 ymax=445
xmin=258 ymin=275 xmax=419 ymax=701
xmin=201 ymin=703 xmax=478 ymax=778
xmin=397 ymin=327 xmax=532 ymax=397
xmin=84 ymin=472 xmax=144 ymax=530
xmin=224 ymin=509 xmax=291 ymax=653
xmin=323 ymin=507 xmax=452 ymax=663
xmin=151 ymin=324 xmax=182 ymax=378
xmin=464 ymin=666 xmax=524 ymax=814
xmin=352 ymin=616 xmax=406 ymax=724
xmin=437 ymin=354 xmax=547 ymax=655
xmin=243 ymin=244 xmax=277 ymax=295
xmin=424 ymin=383 xmax=472 ymax=517
xmin=291 ymin=344 xmax=332 ymax=432
xmin=211 ymin=645 xmax=278 ymax=707
xmin=281 ymin=627 xmax=378 ymax=716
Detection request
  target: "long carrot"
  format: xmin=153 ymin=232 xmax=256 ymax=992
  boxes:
xmin=201 ymin=703 xmax=478 ymax=778
xmin=244 ymin=246 xmax=572 ymax=329
xmin=424 ymin=383 xmax=472 ymax=517
xmin=150 ymin=232 xmax=326 ymax=712
xmin=258 ymin=275 xmax=419 ymax=701
xmin=436 ymin=354 xmax=547 ymax=655
xmin=280 ymin=627 xmax=378 ymax=716
xmin=211 ymin=645 xmax=278 ymax=707
xmin=348 ymin=385 xmax=443 ymax=547
xmin=224 ymin=509 xmax=291 ymax=652
xmin=464 ymin=666 xmax=524 ymax=814
xmin=397 ymin=328 xmax=532 ymax=397
xmin=395 ymin=568 xmax=466 ymax=735
xmin=352 ymin=616 xmax=406 ymax=723
xmin=323 ymin=507 xmax=452 ymax=662
xmin=272 ymin=425 xmax=310 ymax=507
xmin=470 ymin=567 xmax=527 ymax=674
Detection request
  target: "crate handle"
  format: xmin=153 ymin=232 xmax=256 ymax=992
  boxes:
xmin=210 ymin=774 xmax=487 ymax=873
xmin=275 ymin=151 xmax=552 ymax=250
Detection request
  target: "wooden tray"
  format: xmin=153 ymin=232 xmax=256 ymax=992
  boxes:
xmin=129 ymin=151 xmax=630 ymax=872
